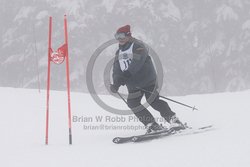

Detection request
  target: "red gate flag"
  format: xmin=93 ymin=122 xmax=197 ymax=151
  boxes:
xmin=57 ymin=43 xmax=67 ymax=57
xmin=45 ymin=15 xmax=72 ymax=145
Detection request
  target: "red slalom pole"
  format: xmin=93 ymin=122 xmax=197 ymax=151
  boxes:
xmin=45 ymin=16 xmax=52 ymax=145
xmin=64 ymin=15 xmax=73 ymax=145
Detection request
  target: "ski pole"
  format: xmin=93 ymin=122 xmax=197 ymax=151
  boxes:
xmin=117 ymin=92 xmax=128 ymax=105
xmin=136 ymin=87 xmax=198 ymax=111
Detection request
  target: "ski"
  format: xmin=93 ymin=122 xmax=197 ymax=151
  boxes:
xmin=112 ymin=127 xmax=183 ymax=144
xmin=112 ymin=128 xmax=170 ymax=144
xmin=112 ymin=125 xmax=213 ymax=144
xmin=132 ymin=125 xmax=213 ymax=142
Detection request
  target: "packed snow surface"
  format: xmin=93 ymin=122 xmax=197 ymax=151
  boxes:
xmin=1 ymin=87 xmax=250 ymax=167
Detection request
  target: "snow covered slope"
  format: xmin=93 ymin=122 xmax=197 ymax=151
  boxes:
xmin=1 ymin=87 xmax=250 ymax=167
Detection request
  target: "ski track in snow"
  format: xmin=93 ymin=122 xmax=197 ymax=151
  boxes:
xmin=1 ymin=87 xmax=250 ymax=167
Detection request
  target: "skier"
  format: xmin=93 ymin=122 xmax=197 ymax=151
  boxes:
xmin=110 ymin=25 xmax=185 ymax=134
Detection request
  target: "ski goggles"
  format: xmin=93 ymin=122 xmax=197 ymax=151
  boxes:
xmin=114 ymin=32 xmax=127 ymax=40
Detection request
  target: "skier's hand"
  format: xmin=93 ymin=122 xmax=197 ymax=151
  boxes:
xmin=110 ymin=84 xmax=120 ymax=93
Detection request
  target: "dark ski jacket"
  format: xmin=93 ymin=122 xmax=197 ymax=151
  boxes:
xmin=112 ymin=38 xmax=157 ymax=91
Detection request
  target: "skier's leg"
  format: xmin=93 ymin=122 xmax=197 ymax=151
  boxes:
xmin=144 ymin=85 xmax=175 ymax=122
xmin=127 ymin=90 xmax=155 ymax=126
xmin=144 ymin=85 xmax=185 ymax=128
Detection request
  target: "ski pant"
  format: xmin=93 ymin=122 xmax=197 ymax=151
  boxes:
xmin=127 ymin=84 xmax=175 ymax=126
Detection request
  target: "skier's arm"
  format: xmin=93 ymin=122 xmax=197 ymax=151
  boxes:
xmin=127 ymin=43 xmax=148 ymax=76
xmin=112 ymin=52 xmax=126 ymax=86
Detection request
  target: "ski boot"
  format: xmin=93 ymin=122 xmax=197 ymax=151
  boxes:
xmin=168 ymin=114 xmax=186 ymax=130
xmin=145 ymin=122 xmax=164 ymax=134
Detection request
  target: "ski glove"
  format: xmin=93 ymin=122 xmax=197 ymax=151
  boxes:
xmin=110 ymin=84 xmax=120 ymax=93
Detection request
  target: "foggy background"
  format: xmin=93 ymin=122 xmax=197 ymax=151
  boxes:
xmin=0 ymin=0 xmax=250 ymax=96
